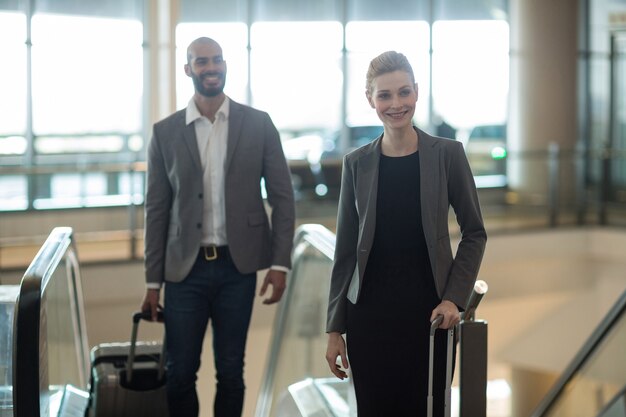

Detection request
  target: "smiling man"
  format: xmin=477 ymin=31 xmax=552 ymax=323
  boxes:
xmin=142 ymin=37 xmax=295 ymax=417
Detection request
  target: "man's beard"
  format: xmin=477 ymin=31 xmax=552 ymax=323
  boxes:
xmin=191 ymin=71 xmax=226 ymax=97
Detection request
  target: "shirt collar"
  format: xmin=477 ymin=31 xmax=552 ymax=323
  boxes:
xmin=186 ymin=96 xmax=230 ymax=125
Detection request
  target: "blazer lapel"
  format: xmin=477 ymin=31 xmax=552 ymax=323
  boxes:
xmin=356 ymin=137 xmax=382 ymax=253
xmin=417 ymin=129 xmax=439 ymax=246
xmin=225 ymin=100 xmax=244 ymax=173
xmin=181 ymin=114 xmax=202 ymax=170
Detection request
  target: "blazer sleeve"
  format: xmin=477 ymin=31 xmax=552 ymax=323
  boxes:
xmin=326 ymin=155 xmax=359 ymax=334
xmin=260 ymin=113 xmax=296 ymax=269
xmin=143 ymin=125 xmax=173 ymax=286
xmin=443 ymin=141 xmax=487 ymax=308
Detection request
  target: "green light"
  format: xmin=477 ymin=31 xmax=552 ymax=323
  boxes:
xmin=491 ymin=146 xmax=507 ymax=160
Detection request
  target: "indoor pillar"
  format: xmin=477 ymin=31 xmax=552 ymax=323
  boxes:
xmin=508 ymin=0 xmax=579 ymax=208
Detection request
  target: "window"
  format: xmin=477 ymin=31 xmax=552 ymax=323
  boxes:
xmin=250 ymin=21 xmax=343 ymax=131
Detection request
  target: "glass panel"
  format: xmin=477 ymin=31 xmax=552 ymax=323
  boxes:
xmin=175 ymin=23 xmax=249 ymax=108
xmin=118 ymin=171 xmax=145 ymax=204
xmin=598 ymin=391 xmax=626 ymax=417
xmin=345 ymin=21 xmax=430 ymax=127
xmin=610 ymin=35 xmax=626 ymax=204
xmin=0 ymin=11 xmax=27 ymax=138
xmin=348 ymin=0 xmax=428 ymax=21
xmin=253 ymin=0 xmax=340 ymax=21
xmin=0 ymin=0 xmax=23 ymax=11
xmin=251 ymin=22 xmax=343 ymax=131
xmin=34 ymin=135 xmax=126 ymax=154
xmin=42 ymin=258 xmax=83 ymax=391
xmin=433 ymin=20 xmax=509 ymax=178
xmin=262 ymin=233 xmax=336 ymax=417
xmin=31 ymin=171 xmax=143 ymax=209
xmin=34 ymin=0 xmax=142 ymax=19
xmin=31 ymin=14 xmax=143 ymax=135
xmin=434 ymin=0 xmax=508 ymax=21
xmin=0 ymin=136 xmax=27 ymax=155
xmin=0 ymin=286 xmax=19 ymax=413
xmin=432 ymin=20 xmax=509 ymax=129
xmin=544 ymin=309 xmax=626 ymax=417
xmin=0 ymin=175 xmax=28 ymax=211
xmin=179 ymin=0 xmax=248 ymax=22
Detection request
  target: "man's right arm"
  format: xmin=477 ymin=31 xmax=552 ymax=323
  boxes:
xmin=143 ymin=126 xmax=172 ymax=316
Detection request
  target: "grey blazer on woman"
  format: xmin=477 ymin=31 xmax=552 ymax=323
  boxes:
xmin=144 ymin=99 xmax=295 ymax=287
xmin=326 ymin=127 xmax=487 ymax=334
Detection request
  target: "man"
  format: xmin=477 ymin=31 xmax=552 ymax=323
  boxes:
xmin=141 ymin=37 xmax=295 ymax=417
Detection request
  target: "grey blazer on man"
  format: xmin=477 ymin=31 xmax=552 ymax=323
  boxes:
xmin=144 ymin=99 xmax=295 ymax=286
xmin=326 ymin=128 xmax=487 ymax=333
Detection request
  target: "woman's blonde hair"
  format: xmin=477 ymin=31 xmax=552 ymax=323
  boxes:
xmin=365 ymin=51 xmax=415 ymax=94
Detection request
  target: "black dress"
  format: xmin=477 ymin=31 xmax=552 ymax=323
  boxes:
xmin=346 ymin=150 xmax=450 ymax=417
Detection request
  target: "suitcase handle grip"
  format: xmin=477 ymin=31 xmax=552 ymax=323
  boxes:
xmin=430 ymin=315 xmax=443 ymax=335
xmin=128 ymin=311 xmax=166 ymax=384
xmin=133 ymin=310 xmax=164 ymax=323
xmin=428 ymin=314 xmax=454 ymax=417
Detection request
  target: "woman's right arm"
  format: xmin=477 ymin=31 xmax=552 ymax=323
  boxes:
xmin=326 ymin=155 xmax=359 ymax=334
xmin=325 ymin=156 xmax=359 ymax=378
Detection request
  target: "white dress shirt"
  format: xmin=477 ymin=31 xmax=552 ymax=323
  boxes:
xmin=187 ymin=96 xmax=229 ymax=246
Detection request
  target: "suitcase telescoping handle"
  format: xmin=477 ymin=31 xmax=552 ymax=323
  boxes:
xmin=427 ymin=315 xmax=454 ymax=417
xmin=127 ymin=311 xmax=166 ymax=384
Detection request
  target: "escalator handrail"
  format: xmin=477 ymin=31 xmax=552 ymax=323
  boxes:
xmin=531 ymin=287 xmax=626 ymax=416
xmin=12 ymin=227 xmax=75 ymax=417
xmin=254 ymin=224 xmax=336 ymax=417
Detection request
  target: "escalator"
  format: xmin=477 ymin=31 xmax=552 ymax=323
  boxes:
xmin=2 ymin=225 xmax=625 ymax=416
xmin=2 ymin=227 xmax=91 ymax=417
xmin=530 ymin=288 xmax=626 ymax=417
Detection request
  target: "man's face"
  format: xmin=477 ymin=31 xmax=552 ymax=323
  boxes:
xmin=185 ymin=41 xmax=227 ymax=97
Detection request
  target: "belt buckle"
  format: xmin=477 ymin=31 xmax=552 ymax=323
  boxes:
xmin=203 ymin=246 xmax=218 ymax=261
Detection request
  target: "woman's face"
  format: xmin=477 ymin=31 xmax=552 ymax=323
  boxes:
xmin=367 ymin=70 xmax=418 ymax=130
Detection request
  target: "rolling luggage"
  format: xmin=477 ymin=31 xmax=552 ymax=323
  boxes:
xmin=88 ymin=311 xmax=168 ymax=417
xmin=427 ymin=315 xmax=454 ymax=417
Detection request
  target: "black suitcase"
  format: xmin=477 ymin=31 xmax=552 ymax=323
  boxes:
xmin=427 ymin=315 xmax=454 ymax=417
xmin=88 ymin=311 xmax=168 ymax=417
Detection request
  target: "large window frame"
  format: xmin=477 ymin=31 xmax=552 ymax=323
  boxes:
xmin=0 ymin=0 xmax=510 ymax=213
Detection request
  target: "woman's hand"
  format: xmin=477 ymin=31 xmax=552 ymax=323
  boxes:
xmin=430 ymin=300 xmax=460 ymax=329
xmin=325 ymin=332 xmax=349 ymax=379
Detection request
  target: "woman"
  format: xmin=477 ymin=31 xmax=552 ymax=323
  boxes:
xmin=325 ymin=51 xmax=487 ymax=416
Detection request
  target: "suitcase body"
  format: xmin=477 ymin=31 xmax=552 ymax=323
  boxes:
xmin=88 ymin=313 xmax=168 ymax=417
xmin=427 ymin=316 xmax=454 ymax=417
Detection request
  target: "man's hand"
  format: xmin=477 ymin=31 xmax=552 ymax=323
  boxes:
xmin=326 ymin=332 xmax=349 ymax=379
xmin=141 ymin=288 xmax=162 ymax=321
xmin=430 ymin=299 xmax=460 ymax=329
xmin=259 ymin=269 xmax=287 ymax=305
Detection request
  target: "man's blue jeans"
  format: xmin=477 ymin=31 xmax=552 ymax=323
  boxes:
xmin=164 ymin=248 xmax=256 ymax=417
